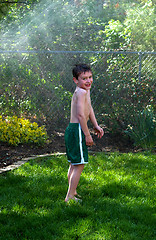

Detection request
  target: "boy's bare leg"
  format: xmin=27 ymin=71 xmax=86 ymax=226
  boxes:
xmin=67 ymin=164 xmax=79 ymax=196
xmin=65 ymin=164 xmax=84 ymax=202
xmin=67 ymin=164 xmax=74 ymax=184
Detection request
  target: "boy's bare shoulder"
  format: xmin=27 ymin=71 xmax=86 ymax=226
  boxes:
xmin=75 ymin=87 xmax=87 ymax=96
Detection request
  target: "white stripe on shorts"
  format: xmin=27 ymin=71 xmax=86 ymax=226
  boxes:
xmin=79 ymin=124 xmax=85 ymax=164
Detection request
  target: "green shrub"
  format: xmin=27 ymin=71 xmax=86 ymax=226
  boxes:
xmin=125 ymin=107 xmax=156 ymax=150
xmin=0 ymin=115 xmax=48 ymax=146
xmin=92 ymin=53 xmax=155 ymax=137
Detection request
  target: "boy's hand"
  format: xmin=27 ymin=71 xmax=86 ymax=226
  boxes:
xmin=85 ymin=135 xmax=94 ymax=146
xmin=94 ymin=126 xmax=104 ymax=138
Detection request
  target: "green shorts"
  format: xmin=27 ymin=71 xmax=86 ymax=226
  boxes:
xmin=65 ymin=123 xmax=88 ymax=165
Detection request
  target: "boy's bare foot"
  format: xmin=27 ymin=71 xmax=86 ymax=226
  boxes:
xmin=65 ymin=196 xmax=82 ymax=203
xmin=74 ymin=193 xmax=82 ymax=198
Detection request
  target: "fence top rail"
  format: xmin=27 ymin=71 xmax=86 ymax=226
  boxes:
xmin=0 ymin=50 xmax=156 ymax=55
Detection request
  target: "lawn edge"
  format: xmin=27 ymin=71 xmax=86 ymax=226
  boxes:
xmin=0 ymin=152 xmax=66 ymax=174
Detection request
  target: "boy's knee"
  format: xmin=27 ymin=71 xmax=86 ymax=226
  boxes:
xmin=78 ymin=164 xmax=84 ymax=172
xmin=73 ymin=164 xmax=83 ymax=172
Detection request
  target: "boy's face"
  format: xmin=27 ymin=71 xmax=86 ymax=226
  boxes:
xmin=73 ymin=71 xmax=93 ymax=90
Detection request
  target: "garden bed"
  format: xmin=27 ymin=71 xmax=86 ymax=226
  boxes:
xmin=0 ymin=130 xmax=135 ymax=169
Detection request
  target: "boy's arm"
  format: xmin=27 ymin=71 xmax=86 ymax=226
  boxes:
xmin=89 ymin=106 xmax=104 ymax=138
xmin=76 ymin=90 xmax=94 ymax=146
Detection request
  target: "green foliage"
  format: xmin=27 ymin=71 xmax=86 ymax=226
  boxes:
xmin=124 ymin=0 xmax=155 ymax=51
xmin=0 ymin=1 xmax=12 ymax=21
xmin=0 ymin=83 xmax=32 ymax=117
xmin=0 ymin=115 xmax=48 ymax=146
xmin=0 ymin=152 xmax=156 ymax=239
xmin=125 ymin=107 xmax=156 ymax=150
xmin=0 ymin=52 xmax=73 ymax=125
xmin=92 ymin=53 xmax=155 ymax=138
xmin=104 ymin=19 xmax=131 ymax=50
xmin=0 ymin=0 xmax=155 ymax=52
xmin=0 ymin=0 xmax=40 ymax=21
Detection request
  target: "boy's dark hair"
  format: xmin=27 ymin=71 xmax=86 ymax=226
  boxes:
xmin=72 ymin=64 xmax=92 ymax=79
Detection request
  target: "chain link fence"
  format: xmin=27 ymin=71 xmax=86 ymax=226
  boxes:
xmin=0 ymin=50 xmax=155 ymax=134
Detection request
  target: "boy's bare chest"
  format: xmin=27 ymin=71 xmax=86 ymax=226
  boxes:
xmin=71 ymin=90 xmax=91 ymax=120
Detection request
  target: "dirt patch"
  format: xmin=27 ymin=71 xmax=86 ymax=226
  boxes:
xmin=0 ymin=130 xmax=136 ymax=169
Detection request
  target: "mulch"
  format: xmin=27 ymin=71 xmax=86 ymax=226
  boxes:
xmin=0 ymin=130 xmax=136 ymax=169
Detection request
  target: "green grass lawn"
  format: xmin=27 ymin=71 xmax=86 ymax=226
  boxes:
xmin=0 ymin=152 xmax=156 ymax=240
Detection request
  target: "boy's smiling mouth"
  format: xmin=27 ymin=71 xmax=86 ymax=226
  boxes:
xmin=85 ymin=83 xmax=91 ymax=87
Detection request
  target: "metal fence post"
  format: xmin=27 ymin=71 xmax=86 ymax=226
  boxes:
xmin=138 ymin=52 xmax=142 ymax=81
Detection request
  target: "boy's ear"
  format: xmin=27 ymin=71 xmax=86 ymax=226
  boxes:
xmin=73 ymin=77 xmax=78 ymax=84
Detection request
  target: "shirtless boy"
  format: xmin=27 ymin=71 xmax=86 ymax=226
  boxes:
xmin=65 ymin=64 xmax=104 ymax=202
